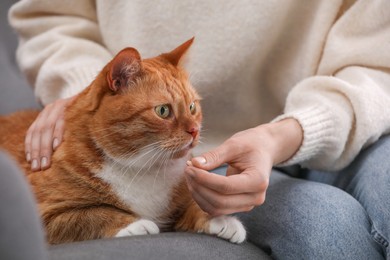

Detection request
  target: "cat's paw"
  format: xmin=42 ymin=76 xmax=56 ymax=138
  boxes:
xmin=208 ymin=216 xmax=246 ymax=244
xmin=115 ymin=219 xmax=160 ymax=237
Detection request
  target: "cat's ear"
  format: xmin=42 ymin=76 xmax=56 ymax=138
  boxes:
xmin=107 ymin=48 xmax=143 ymax=92
xmin=161 ymin=37 xmax=194 ymax=67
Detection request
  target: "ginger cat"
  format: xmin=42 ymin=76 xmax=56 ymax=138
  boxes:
xmin=0 ymin=38 xmax=246 ymax=244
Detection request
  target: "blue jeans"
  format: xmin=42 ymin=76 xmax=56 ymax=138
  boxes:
xmin=234 ymin=135 xmax=390 ymax=259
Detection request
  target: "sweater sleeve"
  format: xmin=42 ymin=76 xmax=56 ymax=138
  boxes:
xmin=8 ymin=0 xmax=113 ymax=105
xmin=274 ymin=0 xmax=390 ymax=171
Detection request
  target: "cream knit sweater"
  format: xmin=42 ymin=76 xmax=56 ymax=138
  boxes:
xmin=8 ymin=0 xmax=390 ymax=171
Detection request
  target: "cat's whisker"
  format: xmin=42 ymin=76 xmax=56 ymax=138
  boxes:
xmin=151 ymin=153 xmax=163 ymax=189
xmin=134 ymin=147 xmax=164 ymax=185
xmin=188 ymin=70 xmax=207 ymax=86
xmin=119 ymin=146 xmax=158 ymax=175
xmin=152 ymin=148 xmax=169 ymax=192
xmin=198 ymin=128 xmax=208 ymax=137
xmin=126 ymin=146 xmax=164 ymax=191
xmin=104 ymin=142 xmax=163 ymax=187
xmin=163 ymin=145 xmax=181 ymax=185
xmin=124 ymin=147 xmax=166 ymax=196
xmin=147 ymin=147 xmax=166 ymax=172
xmin=112 ymin=141 xmax=163 ymax=166
xmin=128 ymin=143 xmax=163 ymax=166
xmin=149 ymin=145 xmax=174 ymax=187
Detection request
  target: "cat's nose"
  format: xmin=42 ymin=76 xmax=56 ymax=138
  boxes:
xmin=187 ymin=127 xmax=199 ymax=139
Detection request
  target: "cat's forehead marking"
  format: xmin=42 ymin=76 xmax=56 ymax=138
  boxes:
xmin=167 ymin=80 xmax=194 ymax=103
xmin=153 ymin=74 xmax=195 ymax=103
xmin=142 ymin=58 xmax=198 ymax=104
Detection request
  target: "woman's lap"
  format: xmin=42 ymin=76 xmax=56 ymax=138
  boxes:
xmin=237 ymin=170 xmax=383 ymax=259
xmin=236 ymin=135 xmax=390 ymax=259
xmin=334 ymin=135 xmax=390 ymax=258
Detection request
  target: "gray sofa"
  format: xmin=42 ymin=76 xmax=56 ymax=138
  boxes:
xmin=0 ymin=1 xmax=270 ymax=259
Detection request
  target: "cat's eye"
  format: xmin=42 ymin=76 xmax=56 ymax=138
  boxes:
xmin=155 ymin=105 xmax=170 ymax=118
xmin=189 ymin=102 xmax=196 ymax=115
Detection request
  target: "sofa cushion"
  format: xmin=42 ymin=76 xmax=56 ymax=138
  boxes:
xmin=49 ymin=232 xmax=271 ymax=260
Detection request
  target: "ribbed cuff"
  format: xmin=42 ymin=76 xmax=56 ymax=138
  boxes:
xmin=272 ymin=105 xmax=336 ymax=167
xmin=60 ymin=64 xmax=104 ymax=99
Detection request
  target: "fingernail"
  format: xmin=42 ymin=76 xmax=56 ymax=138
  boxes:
xmin=41 ymin=157 xmax=48 ymax=169
xmin=186 ymin=160 xmax=193 ymax=166
xmin=31 ymin=159 xmax=38 ymax=170
xmin=193 ymin=157 xmax=206 ymax=165
xmin=53 ymin=138 xmax=59 ymax=150
xmin=26 ymin=153 xmax=31 ymax=162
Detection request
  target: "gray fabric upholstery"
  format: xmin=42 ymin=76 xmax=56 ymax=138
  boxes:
xmin=50 ymin=233 xmax=268 ymax=260
xmin=0 ymin=151 xmax=49 ymax=260
xmin=0 ymin=1 xmax=270 ymax=259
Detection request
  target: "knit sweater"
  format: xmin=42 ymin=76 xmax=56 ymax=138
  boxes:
xmin=8 ymin=0 xmax=390 ymax=171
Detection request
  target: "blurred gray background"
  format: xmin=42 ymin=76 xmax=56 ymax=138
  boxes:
xmin=0 ymin=0 xmax=40 ymax=114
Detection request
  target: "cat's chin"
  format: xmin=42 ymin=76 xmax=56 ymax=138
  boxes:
xmin=170 ymin=139 xmax=199 ymax=159
xmin=172 ymin=147 xmax=192 ymax=159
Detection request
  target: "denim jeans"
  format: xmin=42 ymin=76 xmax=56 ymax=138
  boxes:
xmin=235 ymin=135 xmax=390 ymax=259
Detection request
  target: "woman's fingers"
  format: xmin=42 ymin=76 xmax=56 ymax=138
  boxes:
xmin=38 ymin=118 xmax=56 ymax=170
xmin=185 ymin=121 xmax=303 ymax=216
xmin=186 ymin=173 xmax=261 ymax=216
xmin=25 ymin=96 xmax=76 ymax=171
xmin=25 ymin=121 xmax=35 ymax=162
xmin=52 ymin=118 xmax=64 ymax=150
xmin=185 ymin=166 xmax=267 ymax=195
xmin=28 ymin=107 xmax=51 ymax=171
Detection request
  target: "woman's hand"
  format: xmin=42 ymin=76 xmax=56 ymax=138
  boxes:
xmin=185 ymin=118 xmax=303 ymax=216
xmin=25 ymin=95 xmax=77 ymax=171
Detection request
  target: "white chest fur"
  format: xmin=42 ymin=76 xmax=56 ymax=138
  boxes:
xmin=96 ymin=157 xmax=187 ymax=223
